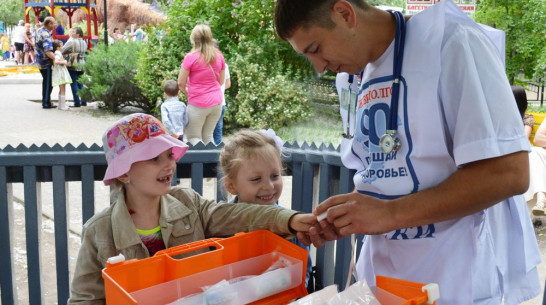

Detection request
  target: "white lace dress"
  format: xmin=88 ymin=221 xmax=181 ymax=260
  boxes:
xmin=52 ymin=50 xmax=72 ymax=87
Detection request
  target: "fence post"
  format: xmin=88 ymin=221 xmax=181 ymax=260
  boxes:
xmin=81 ymin=164 xmax=95 ymax=224
xmin=0 ymin=167 xmax=17 ymax=304
xmin=24 ymin=166 xmax=44 ymax=305
xmin=191 ymin=163 xmax=204 ymax=195
xmin=53 ymin=165 xmax=70 ymax=305
xmin=538 ymin=78 xmax=546 ymax=107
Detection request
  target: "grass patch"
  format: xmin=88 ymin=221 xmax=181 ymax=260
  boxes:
xmin=224 ymin=107 xmax=343 ymax=148
xmin=276 ymin=112 xmax=342 ymax=148
xmin=528 ymin=104 xmax=546 ymax=113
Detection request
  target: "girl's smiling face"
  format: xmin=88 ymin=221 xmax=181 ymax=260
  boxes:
xmin=226 ymin=153 xmax=283 ymax=206
xmin=120 ymin=148 xmax=177 ymax=199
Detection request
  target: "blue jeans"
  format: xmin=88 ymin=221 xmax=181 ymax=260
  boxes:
xmin=68 ymin=69 xmax=85 ymax=106
xmin=39 ymin=66 xmax=53 ymax=107
xmin=213 ymin=105 xmax=226 ymax=145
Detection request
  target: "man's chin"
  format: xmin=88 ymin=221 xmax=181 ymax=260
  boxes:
xmin=343 ymin=67 xmax=363 ymax=75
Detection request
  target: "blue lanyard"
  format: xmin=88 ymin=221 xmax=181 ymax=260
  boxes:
xmin=344 ymin=11 xmax=406 ymax=143
xmin=387 ymin=10 xmax=406 ymax=133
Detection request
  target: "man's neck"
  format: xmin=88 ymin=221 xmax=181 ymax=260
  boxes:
xmin=356 ymin=7 xmax=398 ymax=64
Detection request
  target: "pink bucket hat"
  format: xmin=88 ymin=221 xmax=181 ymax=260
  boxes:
xmin=102 ymin=113 xmax=189 ymax=185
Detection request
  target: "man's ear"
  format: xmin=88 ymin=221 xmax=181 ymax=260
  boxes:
xmin=116 ymin=174 xmax=130 ymax=184
xmin=224 ymin=177 xmax=237 ymax=195
xmin=332 ymin=0 xmax=357 ymax=28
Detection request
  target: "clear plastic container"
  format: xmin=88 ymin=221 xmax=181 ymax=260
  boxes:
xmin=129 ymin=252 xmax=302 ymax=305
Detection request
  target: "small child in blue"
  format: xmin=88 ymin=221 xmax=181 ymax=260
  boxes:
xmin=219 ymin=129 xmax=313 ymax=288
xmin=160 ymin=79 xmax=188 ymax=141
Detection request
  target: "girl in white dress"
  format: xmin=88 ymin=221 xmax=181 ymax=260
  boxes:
xmin=52 ymin=40 xmax=72 ymax=111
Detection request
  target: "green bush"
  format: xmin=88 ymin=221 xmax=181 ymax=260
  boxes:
xmin=79 ymin=42 xmax=153 ymax=113
xmin=225 ymin=40 xmax=311 ymax=131
xmin=135 ymin=27 xmax=184 ymax=115
xmin=528 ymin=104 xmax=546 ymax=113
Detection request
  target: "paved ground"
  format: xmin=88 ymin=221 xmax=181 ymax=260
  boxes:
xmin=1 ymin=61 xmax=545 ymax=304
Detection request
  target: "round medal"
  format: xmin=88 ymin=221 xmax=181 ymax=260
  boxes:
xmin=379 ymin=133 xmax=401 ymax=154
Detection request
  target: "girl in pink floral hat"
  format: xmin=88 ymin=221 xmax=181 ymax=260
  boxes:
xmin=68 ymin=113 xmax=317 ymax=304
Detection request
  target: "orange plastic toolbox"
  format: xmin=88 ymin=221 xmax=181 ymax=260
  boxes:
xmin=376 ymin=276 xmax=439 ymax=305
xmin=102 ymin=230 xmax=309 ymax=305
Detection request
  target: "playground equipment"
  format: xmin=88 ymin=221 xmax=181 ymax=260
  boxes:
xmin=24 ymin=0 xmax=99 ymax=49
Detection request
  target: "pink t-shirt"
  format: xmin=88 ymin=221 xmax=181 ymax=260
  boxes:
xmin=181 ymin=51 xmax=225 ymax=108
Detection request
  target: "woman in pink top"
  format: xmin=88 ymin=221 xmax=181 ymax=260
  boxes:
xmin=178 ymin=24 xmax=225 ymax=145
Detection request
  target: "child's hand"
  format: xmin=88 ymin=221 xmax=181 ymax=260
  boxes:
xmin=288 ymin=213 xmax=317 ymax=234
xmin=290 ymin=213 xmax=342 ymax=248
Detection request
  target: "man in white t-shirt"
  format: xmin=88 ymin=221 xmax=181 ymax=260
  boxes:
xmin=212 ymin=39 xmax=231 ymax=145
xmin=274 ymin=0 xmax=541 ymax=304
xmin=12 ymin=20 xmax=26 ymax=65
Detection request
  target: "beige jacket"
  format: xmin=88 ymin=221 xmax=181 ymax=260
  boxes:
xmin=68 ymin=187 xmax=297 ymax=304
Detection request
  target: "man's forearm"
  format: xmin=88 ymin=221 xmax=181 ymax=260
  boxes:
xmin=390 ymin=151 xmax=529 ymax=229
xmin=46 ymin=51 xmax=55 ymax=61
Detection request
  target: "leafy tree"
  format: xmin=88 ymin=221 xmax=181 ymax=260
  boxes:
xmin=368 ymin=0 xmax=405 ymax=9
xmin=0 ymin=0 xmax=25 ymax=26
xmin=474 ymin=0 xmax=546 ymax=83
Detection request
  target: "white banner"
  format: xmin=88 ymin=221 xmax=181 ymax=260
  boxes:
xmin=406 ymin=0 xmax=476 ymax=16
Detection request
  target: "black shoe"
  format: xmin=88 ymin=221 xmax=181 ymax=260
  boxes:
xmin=81 ymin=102 xmax=87 ymax=106
xmin=70 ymin=104 xmax=81 ymax=108
xmin=43 ymin=105 xmax=57 ymax=109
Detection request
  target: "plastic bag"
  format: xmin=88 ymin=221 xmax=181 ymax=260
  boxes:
xmin=327 ymin=280 xmax=380 ymax=305
xmin=289 ymin=285 xmax=339 ymax=305
xmin=290 ymin=280 xmax=380 ymax=305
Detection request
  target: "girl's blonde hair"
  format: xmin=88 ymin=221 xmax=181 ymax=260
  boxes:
xmin=219 ymin=130 xmax=283 ymax=181
xmin=190 ymin=24 xmax=217 ymax=65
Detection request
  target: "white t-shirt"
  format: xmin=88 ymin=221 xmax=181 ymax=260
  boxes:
xmin=338 ymin=1 xmax=540 ymax=304
xmin=221 ymin=64 xmax=230 ymax=106
xmin=12 ymin=25 xmax=26 ymax=44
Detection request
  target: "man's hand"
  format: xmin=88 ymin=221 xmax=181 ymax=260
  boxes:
xmin=314 ymin=193 xmax=393 ymax=237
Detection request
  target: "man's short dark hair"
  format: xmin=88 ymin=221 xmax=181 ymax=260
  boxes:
xmin=72 ymin=26 xmax=84 ymax=37
xmin=43 ymin=16 xmax=56 ymax=27
xmin=163 ymin=80 xmax=179 ymax=97
xmin=274 ymin=0 xmax=368 ymax=40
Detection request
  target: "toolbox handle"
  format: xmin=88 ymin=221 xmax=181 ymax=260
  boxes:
xmin=153 ymin=238 xmax=225 ymax=258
